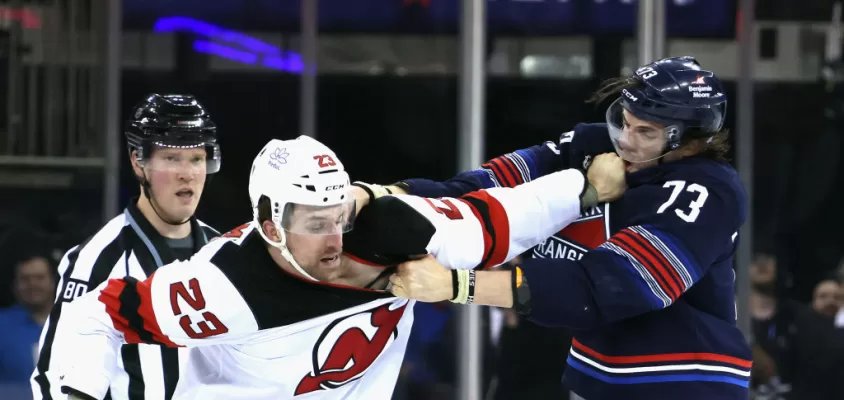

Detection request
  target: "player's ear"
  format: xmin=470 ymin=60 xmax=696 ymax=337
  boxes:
xmin=129 ymin=149 xmax=145 ymax=178
xmin=261 ymin=220 xmax=281 ymax=242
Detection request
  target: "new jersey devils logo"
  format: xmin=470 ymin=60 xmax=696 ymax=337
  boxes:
xmin=295 ymin=303 xmax=407 ymax=395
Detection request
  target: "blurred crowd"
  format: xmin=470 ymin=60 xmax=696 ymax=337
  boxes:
xmin=748 ymin=252 xmax=844 ymax=399
xmin=0 ymin=246 xmax=57 ymax=391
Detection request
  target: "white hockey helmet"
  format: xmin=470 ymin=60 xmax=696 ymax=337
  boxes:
xmin=248 ymin=136 xmax=355 ymax=280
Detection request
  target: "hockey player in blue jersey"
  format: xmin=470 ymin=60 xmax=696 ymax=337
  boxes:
xmin=361 ymin=56 xmax=751 ymax=400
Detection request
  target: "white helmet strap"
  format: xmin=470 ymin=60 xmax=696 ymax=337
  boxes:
xmin=254 ymin=220 xmax=319 ymax=281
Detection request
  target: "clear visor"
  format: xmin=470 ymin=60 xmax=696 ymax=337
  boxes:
xmin=281 ymin=198 xmax=356 ymax=236
xmin=605 ymin=99 xmax=680 ymax=164
xmin=139 ymin=142 xmax=221 ymax=175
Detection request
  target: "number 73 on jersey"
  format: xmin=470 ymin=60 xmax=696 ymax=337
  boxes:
xmin=657 ymin=180 xmax=709 ymax=223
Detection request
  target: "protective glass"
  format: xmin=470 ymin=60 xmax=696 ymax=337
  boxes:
xmin=140 ymin=145 xmax=208 ymax=175
xmin=281 ymin=198 xmax=356 ymax=236
xmin=137 ymin=138 xmax=221 ymax=174
xmin=605 ymin=98 xmax=681 ymax=163
xmin=139 ymin=141 xmax=221 ymax=174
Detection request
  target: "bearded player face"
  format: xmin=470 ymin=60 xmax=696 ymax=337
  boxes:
xmin=283 ymin=203 xmax=353 ymax=282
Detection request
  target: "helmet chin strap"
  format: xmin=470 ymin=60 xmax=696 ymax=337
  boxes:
xmin=255 ymin=222 xmax=319 ymax=281
xmin=656 ymin=140 xmax=682 ymax=165
xmin=139 ymin=171 xmax=191 ymax=226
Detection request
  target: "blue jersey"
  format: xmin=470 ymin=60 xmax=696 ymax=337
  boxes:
xmin=401 ymin=123 xmax=752 ymax=400
xmin=400 ymin=123 xmax=612 ymax=198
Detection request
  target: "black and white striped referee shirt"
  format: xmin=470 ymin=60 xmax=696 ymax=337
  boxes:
xmin=30 ymin=198 xmax=219 ymax=400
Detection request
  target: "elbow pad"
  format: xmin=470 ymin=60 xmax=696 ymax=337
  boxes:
xmin=343 ymin=196 xmax=435 ymax=266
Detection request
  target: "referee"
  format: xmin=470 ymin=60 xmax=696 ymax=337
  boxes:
xmin=31 ymin=94 xmax=223 ymax=400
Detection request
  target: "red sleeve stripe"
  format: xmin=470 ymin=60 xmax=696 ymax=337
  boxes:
xmin=489 ymin=156 xmax=521 ymax=187
xmin=482 ymin=157 xmax=517 ymax=187
xmin=499 ymin=155 xmax=525 ymax=185
xmin=610 ymin=230 xmax=681 ymax=301
xmin=98 ymin=276 xmax=181 ymax=348
xmin=610 ymin=229 xmax=684 ymax=301
xmin=136 ymin=273 xmax=180 ymax=347
xmin=621 ymin=229 xmax=686 ymax=296
xmin=608 ymin=235 xmax=675 ymax=301
xmin=458 ymin=191 xmax=511 ymax=269
xmin=99 ymin=279 xmax=142 ymax=344
xmin=505 ymin=153 xmax=531 ymax=183
xmin=483 ymin=160 xmax=511 ymax=187
xmin=453 ymin=199 xmax=493 ymax=267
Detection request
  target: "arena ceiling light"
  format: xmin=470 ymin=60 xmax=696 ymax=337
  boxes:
xmin=153 ymin=16 xmax=304 ymax=73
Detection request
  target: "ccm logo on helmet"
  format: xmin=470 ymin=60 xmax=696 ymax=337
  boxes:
xmin=622 ymin=89 xmax=638 ymax=102
xmin=325 ymin=184 xmax=345 ymax=191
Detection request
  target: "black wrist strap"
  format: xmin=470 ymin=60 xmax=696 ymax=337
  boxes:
xmin=511 ymin=266 xmax=531 ymax=315
xmin=393 ymin=181 xmax=411 ymax=193
xmin=451 ymin=269 xmax=459 ymax=300
xmin=352 ymin=182 xmax=376 ymax=202
xmin=467 ymin=269 xmax=476 ymax=305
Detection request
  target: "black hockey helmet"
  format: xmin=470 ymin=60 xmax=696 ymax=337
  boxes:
xmin=606 ymin=56 xmax=727 ymax=163
xmin=125 ymin=94 xmax=221 ymax=174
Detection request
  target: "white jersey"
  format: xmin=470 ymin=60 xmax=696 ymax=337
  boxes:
xmin=55 ymin=169 xmax=586 ymax=400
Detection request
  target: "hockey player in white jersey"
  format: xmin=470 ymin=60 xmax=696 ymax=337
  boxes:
xmin=56 ymin=135 xmax=626 ymax=400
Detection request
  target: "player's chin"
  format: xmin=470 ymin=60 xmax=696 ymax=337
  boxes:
xmin=625 ymin=159 xmax=655 ymax=173
xmin=170 ymin=196 xmax=199 ymax=213
xmin=168 ymin=207 xmax=195 ymax=221
xmin=626 ymin=162 xmax=642 ymax=173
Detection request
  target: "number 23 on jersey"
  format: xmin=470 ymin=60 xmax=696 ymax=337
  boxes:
xmin=170 ymin=278 xmax=229 ymax=339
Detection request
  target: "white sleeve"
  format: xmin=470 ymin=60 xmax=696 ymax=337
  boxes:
xmin=395 ymin=168 xmax=585 ymax=270
xmin=55 ymin=259 xmax=258 ymax=399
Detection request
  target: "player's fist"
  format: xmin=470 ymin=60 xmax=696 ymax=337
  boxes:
xmin=389 ymin=255 xmax=453 ymax=303
xmin=586 ymin=152 xmax=627 ymax=202
xmin=350 ymin=181 xmax=405 ymax=215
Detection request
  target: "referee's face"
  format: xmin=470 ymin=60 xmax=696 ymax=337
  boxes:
xmin=143 ymin=147 xmax=208 ymax=222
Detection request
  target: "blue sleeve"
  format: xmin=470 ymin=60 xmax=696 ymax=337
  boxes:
xmin=400 ymin=141 xmax=564 ymax=198
xmin=400 ymin=123 xmax=615 ymax=198
xmin=518 ymin=175 xmax=746 ymax=330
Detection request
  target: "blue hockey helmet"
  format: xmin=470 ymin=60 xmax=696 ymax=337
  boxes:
xmin=605 ymin=56 xmax=727 ymax=163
